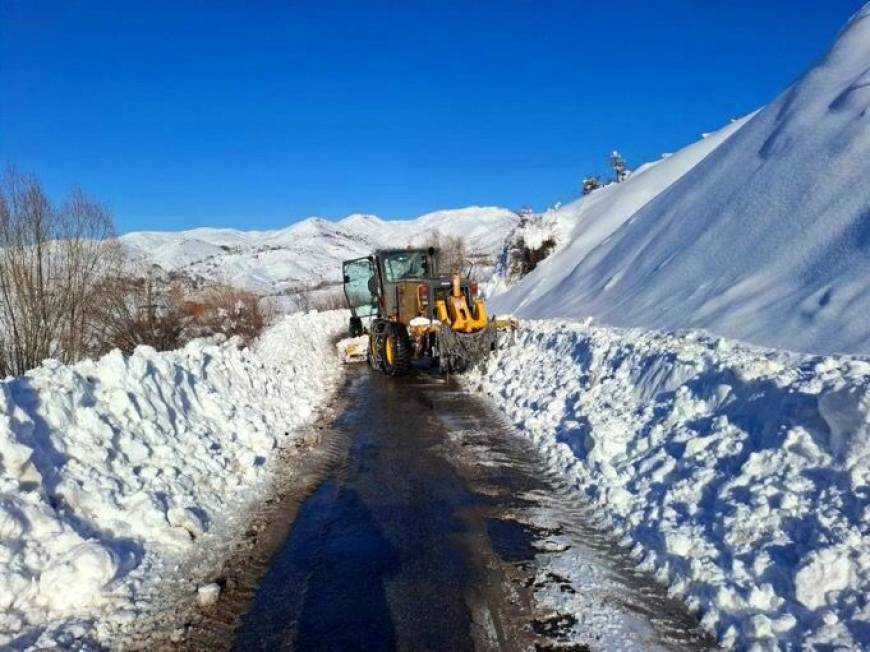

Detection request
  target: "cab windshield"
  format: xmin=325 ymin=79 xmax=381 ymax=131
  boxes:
xmin=383 ymin=251 xmax=428 ymax=282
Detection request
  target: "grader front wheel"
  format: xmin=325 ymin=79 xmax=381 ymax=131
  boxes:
xmin=379 ymin=326 xmax=411 ymax=376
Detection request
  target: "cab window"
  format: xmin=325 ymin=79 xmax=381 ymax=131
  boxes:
xmin=383 ymin=251 xmax=428 ymax=282
xmin=343 ymin=257 xmax=376 ymax=317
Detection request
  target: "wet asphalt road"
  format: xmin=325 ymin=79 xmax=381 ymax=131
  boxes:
xmin=232 ymin=366 xmax=714 ymax=651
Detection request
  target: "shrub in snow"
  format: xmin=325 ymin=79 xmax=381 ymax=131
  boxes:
xmin=582 ymin=176 xmax=603 ymax=195
xmin=487 ymin=212 xmax=561 ymax=294
xmin=468 ymin=319 xmax=870 ymax=650
xmin=186 ymin=284 xmax=270 ymax=343
xmin=95 ymin=276 xmax=270 ymax=355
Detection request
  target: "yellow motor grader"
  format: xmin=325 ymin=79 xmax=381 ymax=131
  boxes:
xmin=341 ymin=248 xmax=516 ymax=375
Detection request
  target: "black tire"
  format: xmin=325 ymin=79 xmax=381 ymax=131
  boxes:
xmin=379 ymin=324 xmax=412 ymax=376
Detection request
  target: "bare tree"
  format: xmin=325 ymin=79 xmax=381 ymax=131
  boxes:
xmin=89 ymin=272 xmax=188 ymax=354
xmin=610 ymin=151 xmax=630 ymax=183
xmin=0 ymin=169 xmax=282 ymax=371
xmin=0 ymin=170 xmax=117 ymax=375
xmin=425 ymin=231 xmax=468 ymax=275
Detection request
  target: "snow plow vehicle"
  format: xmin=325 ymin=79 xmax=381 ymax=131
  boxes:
xmin=341 ymin=248 xmax=516 ymax=375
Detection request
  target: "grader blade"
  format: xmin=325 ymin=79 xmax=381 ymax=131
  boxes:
xmin=337 ymin=335 xmax=369 ymax=364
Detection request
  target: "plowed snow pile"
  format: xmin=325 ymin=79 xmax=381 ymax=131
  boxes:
xmin=469 ymin=322 xmax=870 ymax=649
xmin=492 ymin=4 xmax=870 ymax=356
xmin=0 ymin=311 xmax=345 ymax=648
xmin=480 ymin=5 xmax=870 ymax=649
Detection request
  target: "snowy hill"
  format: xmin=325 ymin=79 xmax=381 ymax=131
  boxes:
xmin=486 ymin=114 xmax=752 ymax=298
xmin=491 ymin=5 xmax=870 ymax=356
xmin=121 ymin=206 xmax=519 ymax=299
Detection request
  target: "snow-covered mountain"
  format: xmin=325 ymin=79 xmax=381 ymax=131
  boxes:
xmin=491 ymin=5 xmax=870 ymax=356
xmin=121 ymin=206 xmax=519 ymax=298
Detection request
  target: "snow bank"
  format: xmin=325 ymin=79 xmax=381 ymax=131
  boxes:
xmin=469 ymin=320 xmax=870 ymax=649
xmin=492 ymin=4 xmax=870 ymax=355
xmin=0 ymin=310 xmax=345 ymax=646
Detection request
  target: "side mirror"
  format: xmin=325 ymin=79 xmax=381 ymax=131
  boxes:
xmin=343 ymin=275 xmax=350 ymax=283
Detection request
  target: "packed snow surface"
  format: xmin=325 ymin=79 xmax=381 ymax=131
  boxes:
xmin=121 ymin=206 xmax=518 ymax=296
xmin=0 ymin=311 xmax=345 ymax=647
xmin=468 ymin=319 xmax=870 ymax=650
xmin=492 ymin=4 xmax=870 ymax=356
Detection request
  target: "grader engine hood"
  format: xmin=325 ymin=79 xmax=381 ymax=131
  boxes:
xmin=433 ymin=274 xmax=488 ymax=334
xmin=392 ymin=274 xmax=487 ymax=333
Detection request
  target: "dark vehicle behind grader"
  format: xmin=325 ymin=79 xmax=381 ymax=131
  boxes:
xmin=341 ymin=248 xmax=515 ymax=375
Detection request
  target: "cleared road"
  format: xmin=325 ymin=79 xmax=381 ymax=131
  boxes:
xmin=232 ymin=367 xmax=714 ymax=651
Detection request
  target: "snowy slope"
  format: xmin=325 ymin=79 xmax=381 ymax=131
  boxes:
xmin=469 ymin=322 xmax=870 ymax=650
xmin=0 ymin=311 xmax=346 ymax=648
xmin=122 ymin=206 xmax=518 ymax=297
xmin=486 ymin=114 xmax=752 ymax=298
xmin=492 ymin=4 xmax=870 ymax=356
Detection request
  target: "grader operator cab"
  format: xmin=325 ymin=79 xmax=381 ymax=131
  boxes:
xmin=342 ymin=247 xmax=514 ymax=375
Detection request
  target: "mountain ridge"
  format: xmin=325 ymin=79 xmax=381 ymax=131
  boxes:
xmin=121 ymin=206 xmax=519 ymax=301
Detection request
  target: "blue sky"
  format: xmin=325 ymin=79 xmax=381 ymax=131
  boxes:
xmin=0 ymin=1 xmax=862 ymax=233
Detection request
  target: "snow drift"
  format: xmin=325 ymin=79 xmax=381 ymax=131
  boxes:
xmin=492 ymin=4 xmax=870 ymax=356
xmin=0 ymin=311 xmax=345 ymax=647
xmin=469 ymin=322 xmax=870 ymax=649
